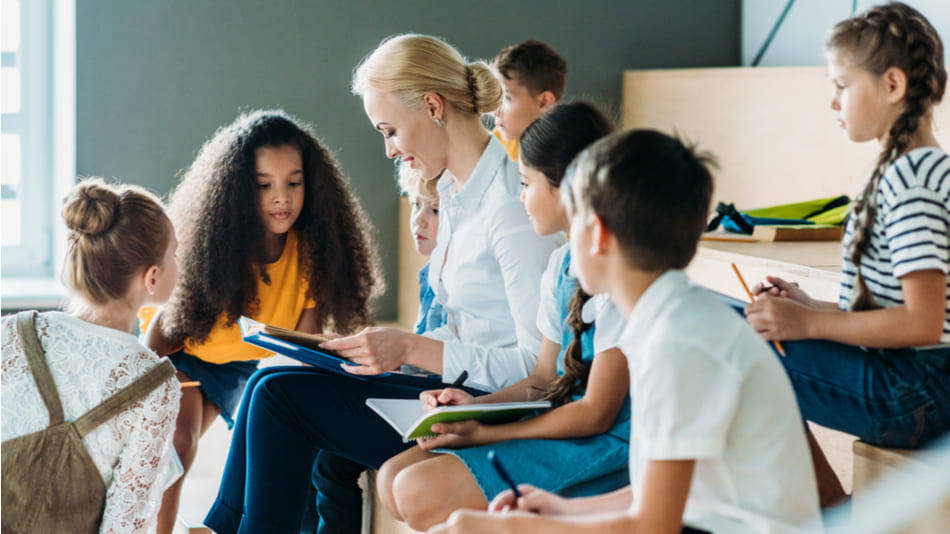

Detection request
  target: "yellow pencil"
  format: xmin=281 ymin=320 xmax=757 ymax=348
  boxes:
xmin=180 ymin=381 xmax=200 ymax=388
xmin=731 ymin=263 xmax=787 ymax=356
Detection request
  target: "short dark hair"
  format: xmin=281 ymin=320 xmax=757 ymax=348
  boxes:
xmin=520 ymin=100 xmax=614 ymax=188
xmin=493 ymin=40 xmax=567 ymax=100
xmin=563 ymin=129 xmax=715 ymax=271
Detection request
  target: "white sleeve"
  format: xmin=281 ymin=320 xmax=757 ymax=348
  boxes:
xmin=634 ymin=339 xmax=741 ymax=460
xmin=536 ymin=246 xmax=568 ymax=345
xmin=441 ymin=201 xmax=561 ymax=391
xmin=590 ymin=294 xmax=626 ymax=355
xmin=100 ymin=355 xmax=180 ymax=534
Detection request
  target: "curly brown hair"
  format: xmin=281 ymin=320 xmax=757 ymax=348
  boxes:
xmin=827 ymin=2 xmax=946 ymax=310
xmin=161 ymin=109 xmax=384 ymax=345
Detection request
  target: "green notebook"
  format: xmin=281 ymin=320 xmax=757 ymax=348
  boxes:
xmin=365 ymin=398 xmax=551 ymax=442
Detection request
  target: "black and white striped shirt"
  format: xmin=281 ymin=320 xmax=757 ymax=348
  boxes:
xmin=839 ymin=147 xmax=950 ymax=344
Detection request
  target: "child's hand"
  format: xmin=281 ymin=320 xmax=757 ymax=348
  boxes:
xmin=489 ymin=485 xmax=570 ymax=516
xmin=429 ymin=509 xmax=532 ymax=534
xmin=322 ymin=326 xmax=408 ymax=375
xmin=417 ymin=420 xmax=488 ymax=450
xmin=753 ymin=276 xmax=815 ymax=307
xmin=745 ymin=295 xmax=815 ymax=341
xmin=420 ymin=388 xmax=474 ymax=410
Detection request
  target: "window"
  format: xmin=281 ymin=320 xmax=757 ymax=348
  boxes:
xmin=1 ymin=0 xmax=74 ymax=308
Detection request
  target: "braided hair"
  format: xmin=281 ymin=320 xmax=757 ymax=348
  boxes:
xmin=827 ymin=2 xmax=946 ymax=310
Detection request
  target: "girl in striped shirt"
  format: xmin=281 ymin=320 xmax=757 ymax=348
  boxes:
xmin=745 ymin=1 xmax=950 ymax=507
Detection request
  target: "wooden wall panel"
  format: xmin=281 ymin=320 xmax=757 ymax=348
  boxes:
xmin=623 ymin=66 xmax=950 ymax=209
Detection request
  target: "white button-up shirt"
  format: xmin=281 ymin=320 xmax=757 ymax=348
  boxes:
xmin=620 ymin=270 xmax=821 ymax=533
xmin=425 ymin=135 xmax=564 ymax=391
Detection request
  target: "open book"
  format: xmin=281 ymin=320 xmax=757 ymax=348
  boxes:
xmin=366 ymin=398 xmax=551 ymax=442
xmin=239 ymin=316 xmax=389 ymax=379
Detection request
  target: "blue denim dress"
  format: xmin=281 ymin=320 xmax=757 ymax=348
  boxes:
xmin=438 ymin=251 xmax=630 ymax=500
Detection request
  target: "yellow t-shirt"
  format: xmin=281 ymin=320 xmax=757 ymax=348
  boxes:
xmin=139 ymin=230 xmax=316 ymax=364
xmin=492 ymin=128 xmax=520 ymax=162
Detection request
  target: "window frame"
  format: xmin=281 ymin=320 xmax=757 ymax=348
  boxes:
xmin=1 ymin=0 xmax=74 ymax=309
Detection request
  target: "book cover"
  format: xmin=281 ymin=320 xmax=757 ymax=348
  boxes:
xmin=238 ymin=316 xmax=389 ymax=380
xmin=366 ymin=397 xmax=551 ymax=442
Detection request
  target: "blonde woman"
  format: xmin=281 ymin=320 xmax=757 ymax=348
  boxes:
xmin=204 ymin=34 xmax=561 ymax=534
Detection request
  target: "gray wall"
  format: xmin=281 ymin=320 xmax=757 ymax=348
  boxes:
xmin=743 ymin=0 xmax=950 ymax=66
xmin=77 ymin=0 xmax=741 ymax=321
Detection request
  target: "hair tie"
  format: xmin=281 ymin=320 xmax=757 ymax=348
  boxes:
xmin=465 ymin=65 xmax=478 ymax=113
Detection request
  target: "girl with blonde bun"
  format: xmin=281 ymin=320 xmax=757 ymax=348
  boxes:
xmin=2 ymin=178 xmax=180 ymax=533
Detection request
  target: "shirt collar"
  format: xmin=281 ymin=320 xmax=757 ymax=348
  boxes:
xmin=437 ymin=135 xmax=507 ymax=212
xmin=622 ymin=269 xmax=691 ymax=342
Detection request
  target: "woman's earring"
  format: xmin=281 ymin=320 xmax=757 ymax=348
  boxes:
xmin=434 ymin=118 xmax=444 ymax=128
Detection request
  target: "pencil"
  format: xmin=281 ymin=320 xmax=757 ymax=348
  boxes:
xmin=180 ymin=381 xmax=200 ymax=388
xmin=731 ymin=263 xmax=787 ymax=356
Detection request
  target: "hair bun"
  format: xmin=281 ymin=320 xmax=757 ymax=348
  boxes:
xmin=466 ymin=61 xmax=502 ymax=114
xmin=63 ymin=178 xmax=121 ymax=236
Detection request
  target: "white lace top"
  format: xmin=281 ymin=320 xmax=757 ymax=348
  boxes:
xmin=1 ymin=312 xmax=180 ymax=534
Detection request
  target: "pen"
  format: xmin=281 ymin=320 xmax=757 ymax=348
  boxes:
xmin=731 ymin=263 xmax=787 ymax=356
xmin=437 ymin=370 xmax=468 ymax=407
xmin=487 ymin=450 xmax=522 ymax=499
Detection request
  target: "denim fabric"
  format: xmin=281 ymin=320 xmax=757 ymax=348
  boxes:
xmin=168 ymin=350 xmax=259 ymax=429
xmin=414 ymin=263 xmax=446 ymax=335
xmin=722 ymin=295 xmax=950 ymax=447
xmin=204 ymin=366 xmax=486 ymax=534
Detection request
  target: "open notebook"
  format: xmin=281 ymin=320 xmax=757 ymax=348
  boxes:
xmin=366 ymin=398 xmax=551 ymax=442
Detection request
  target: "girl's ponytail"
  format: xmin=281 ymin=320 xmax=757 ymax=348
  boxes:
xmin=543 ymin=287 xmax=594 ymax=405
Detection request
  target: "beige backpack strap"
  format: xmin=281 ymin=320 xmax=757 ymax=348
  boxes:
xmin=16 ymin=311 xmax=65 ymax=425
xmin=73 ymin=359 xmax=175 ymax=438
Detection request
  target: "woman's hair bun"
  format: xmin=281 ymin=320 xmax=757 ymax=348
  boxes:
xmin=62 ymin=178 xmax=121 ymax=236
xmin=466 ymin=61 xmax=502 ymax=114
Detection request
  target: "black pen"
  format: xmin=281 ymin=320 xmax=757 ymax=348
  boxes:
xmin=437 ymin=370 xmax=468 ymax=407
xmin=487 ymin=450 xmax=522 ymax=499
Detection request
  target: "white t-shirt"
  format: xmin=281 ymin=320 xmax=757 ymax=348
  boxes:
xmin=619 ymin=271 xmax=821 ymax=534
xmin=1 ymin=312 xmax=180 ymax=534
xmin=536 ymin=243 xmax=625 ymax=354
xmin=425 ymin=135 xmax=564 ymax=391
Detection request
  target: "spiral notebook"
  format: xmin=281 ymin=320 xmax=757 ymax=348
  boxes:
xmin=366 ymin=398 xmax=551 ymax=442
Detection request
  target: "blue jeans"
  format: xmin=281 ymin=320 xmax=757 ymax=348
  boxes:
xmin=204 ymin=366 xmax=484 ymax=534
xmin=723 ymin=296 xmax=950 ymax=447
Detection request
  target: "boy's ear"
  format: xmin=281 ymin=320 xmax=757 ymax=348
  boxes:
xmin=423 ymin=91 xmax=446 ymax=122
xmin=591 ymin=214 xmax=611 ymax=255
xmin=883 ymin=66 xmax=908 ymax=104
xmin=143 ymin=265 xmax=160 ymax=295
xmin=537 ymin=90 xmax=556 ymax=111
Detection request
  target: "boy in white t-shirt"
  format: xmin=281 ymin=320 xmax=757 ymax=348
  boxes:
xmin=430 ymin=130 xmax=820 ymax=534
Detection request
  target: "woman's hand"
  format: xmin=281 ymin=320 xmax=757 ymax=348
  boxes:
xmin=489 ymin=485 xmax=572 ymax=516
xmin=417 ymin=420 xmax=491 ymax=450
xmin=320 ymin=326 xmax=410 ymax=375
xmin=420 ymin=388 xmax=475 ymax=410
xmin=752 ymin=276 xmax=816 ymax=308
xmin=745 ymin=295 xmax=815 ymax=341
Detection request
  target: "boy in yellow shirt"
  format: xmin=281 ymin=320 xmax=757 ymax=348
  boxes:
xmin=491 ymin=40 xmax=567 ymax=161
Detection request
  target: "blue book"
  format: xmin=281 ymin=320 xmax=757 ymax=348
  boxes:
xmin=238 ymin=316 xmax=389 ymax=380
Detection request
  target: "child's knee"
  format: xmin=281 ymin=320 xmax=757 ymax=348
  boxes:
xmin=376 ymin=457 xmax=405 ymax=517
xmin=172 ymin=425 xmax=200 ymax=467
xmin=392 ymin=466 xmax=435 ymax=529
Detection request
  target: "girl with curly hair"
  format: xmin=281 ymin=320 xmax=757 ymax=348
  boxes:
xmin=140 ymin=109 xmax=382 ymax=533
xmin=375 ymin=101 xmax=631 ymax=532
xmin=745 ymin=1 xmax=950 ymax=506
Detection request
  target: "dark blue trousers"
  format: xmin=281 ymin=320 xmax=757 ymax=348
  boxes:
xmin=723 ymin=296 xmax=950 ymax=448
xmin=204 ymin=366 xmax=484 ymax=534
